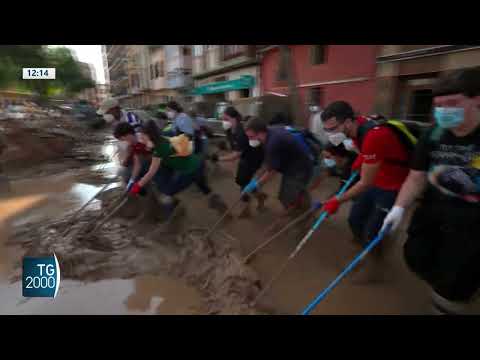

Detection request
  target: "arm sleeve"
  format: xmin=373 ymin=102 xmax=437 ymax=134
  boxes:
xmin=410 ymin=130 xmax=433 ymax=171
xmin=176 ymin=115 xmax=195 ymax=136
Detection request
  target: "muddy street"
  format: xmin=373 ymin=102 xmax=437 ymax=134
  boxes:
xmin=0 ymin=126 xmax=461 ymax=315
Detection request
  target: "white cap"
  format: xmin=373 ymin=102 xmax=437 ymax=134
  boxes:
xmin=97 ymin=98 xmax=119 ymax=115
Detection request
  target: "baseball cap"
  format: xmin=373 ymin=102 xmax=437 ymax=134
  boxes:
xmin=97 ymin=98 xmax=119 ymax=115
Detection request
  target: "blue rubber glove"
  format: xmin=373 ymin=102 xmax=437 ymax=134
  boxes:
xmin=311 ymin=200 xmax=323 ymax=211
xmin=242 ymin=178 xmax=259 ymax=194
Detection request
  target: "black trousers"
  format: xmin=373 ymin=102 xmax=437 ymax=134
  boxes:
xmin=404 ymin=202 xmax=480 ymax=302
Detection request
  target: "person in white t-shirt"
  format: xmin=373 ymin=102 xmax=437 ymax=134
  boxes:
xmin=308 ymin=105 xmax=328 ymax=147
xmin=97 ymin=98 xmax=144 ymax=174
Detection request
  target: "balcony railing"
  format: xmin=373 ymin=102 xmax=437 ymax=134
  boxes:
xmin=166 ymin=71 xmax=193 ymax=89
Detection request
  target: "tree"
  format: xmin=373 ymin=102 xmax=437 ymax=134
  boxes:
xmin=0 ymin=45 xmax=95 ymax=101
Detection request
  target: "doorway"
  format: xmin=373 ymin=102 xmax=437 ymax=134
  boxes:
xmin=408 ymin=89 xmax=433 ymax=123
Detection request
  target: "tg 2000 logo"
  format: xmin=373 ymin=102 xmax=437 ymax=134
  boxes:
xmin=22 ymin=254 xmax=61 ymax=298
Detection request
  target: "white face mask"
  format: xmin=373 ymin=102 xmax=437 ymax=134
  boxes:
xmin=166 ymin=111 xmax=176 ymax=119
xmin=323 ymin=158 xmax=337 ymax=168
xmin=342 ymin=138 xmax=356 ymax=152
xmin=103 ymin=114 xmax=115 ymax=123
xmin=222 ymin=121 xmax=232 ymax=130
xmin=328 ymin=132 xmax=347 ymax=147
xmin=249 ymin=139 xmax=261 ymax=148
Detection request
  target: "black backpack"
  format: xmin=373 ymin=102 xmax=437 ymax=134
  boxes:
xmin=285 ymin=126 xmax=321 ymax=165
xmin=357 ymin=118 xmax=432 ymax=166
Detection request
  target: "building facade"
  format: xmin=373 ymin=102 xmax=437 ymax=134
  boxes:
xmin=259 ymin=45 xmax=379 ymax=125
xmin=374 ymin=45 xmax=480 ymax=122
xmin=192 ymin=45 xmax=260 ymax=103
xmin=105 ymin=45 xmax=129 ymax=103
xmin=96 ymin=84 xmax=110 ymax=104
xmin=164 ymin=45 xmax=193 ymax=105
xmin=103 ymin=45 xmax=193 ymax=108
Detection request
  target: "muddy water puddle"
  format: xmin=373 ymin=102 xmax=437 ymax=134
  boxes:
xmin=0 ymin=275 xmax=203 ymax=315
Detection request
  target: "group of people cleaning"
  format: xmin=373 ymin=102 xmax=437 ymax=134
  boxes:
xmin=98 ymin=66 xmax=480 ymax=315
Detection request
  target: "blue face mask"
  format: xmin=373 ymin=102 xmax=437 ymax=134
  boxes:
xmin=323 ymin=158 xmax=337 ymax=168
xmin=434 ymin=107 xmax=464 ymax=129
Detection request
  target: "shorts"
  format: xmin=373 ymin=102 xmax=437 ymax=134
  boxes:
xmin=404 ymin=203 xmax=480 ymax=302
xmin=348 ymin=187 xmax=398 ymax=247
xmin=279 ymin=170 xmax=312 ymax=209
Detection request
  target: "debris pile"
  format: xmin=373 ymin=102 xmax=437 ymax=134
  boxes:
xmin=9 ymin=191 xmax=269 ymax=315
xmin=1 ymin=116 xmax=108 ymax=177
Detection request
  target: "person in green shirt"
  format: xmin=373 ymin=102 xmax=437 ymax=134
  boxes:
xmin=128 ymin=120 xmax=227 ymax=218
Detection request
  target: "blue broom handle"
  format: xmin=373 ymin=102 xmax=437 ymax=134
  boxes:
xmin=313 ymin=170 xmax=359 ymax=229
xmin=290 ymin=171 xmax=359 ymax=259
xmin=301 ymin=224 xmax=392 ymax=315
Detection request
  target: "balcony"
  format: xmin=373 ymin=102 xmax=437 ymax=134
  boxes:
xmin=166 ymin=71 xmax=193 ymax=89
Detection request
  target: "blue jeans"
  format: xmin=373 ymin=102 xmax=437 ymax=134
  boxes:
xmin=153 ymin=162 xmax=211 ymax=197
xmin=348 ymin=187 xmax=398 ymax=248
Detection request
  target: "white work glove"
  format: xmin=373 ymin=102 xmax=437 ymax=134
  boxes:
xmin=381 ymin=206 xmax=405 ymax=233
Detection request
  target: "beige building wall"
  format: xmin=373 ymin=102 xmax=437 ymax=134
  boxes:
xmin=149 ymin=47 xmax=166 ymax=90
xmin=374 ymin=46 xmax=480 ymax=117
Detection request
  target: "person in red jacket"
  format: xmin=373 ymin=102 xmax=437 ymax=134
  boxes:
xmin=319 ymin=101 xmax=410 ymax=282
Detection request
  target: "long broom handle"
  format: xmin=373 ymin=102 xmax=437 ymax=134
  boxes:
xmin=253 ymin=171 xmax=359 ymax=304
xmin=289 ymin=171 xmax=359 ymax=259
xmin=85 ymin=196 xmax=129 ymax=236
xmin=204 ymin=171 xmax=267 ymax=239
xmin=61 ymin=183 xmax=111 ymax=236
xmin=203 ymin=196 xmax=244 ymax=239
xmin=301 ymin=225 xmax=391 ymax=315
xmin=243 ymin=207 xmax=315 ymax=264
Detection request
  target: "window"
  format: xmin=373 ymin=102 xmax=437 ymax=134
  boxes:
xmin=276 ymin=63 xmax=288 ymax=82
xmin=154 ymin=62 xmax=160 ymax=78
xmin=239 ymin=89 xmax=250 ymax=98
xmin=222 ymin=45 xmax=246 ymax=60
xmin=150 ymin=64 xmax=154 ymax=80
xmin=159 ymin=61 xmax=165 ymax=77
xmin=193 ymin=45 xmax=204 ymax=56
xmin=182 ymin=46 xmax=192 ymax=56
xmin=408 ymin=89 xmax=433 ymax=123
xmin=309 ymin=87 xmax=324 ymax=106
xmin=311 ymin=45 xmax=327 ymax=65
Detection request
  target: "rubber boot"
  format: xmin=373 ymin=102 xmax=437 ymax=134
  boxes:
xmin=253 ymin=191 xmax=268 ymax=212
xmin=208 ymin=193 xmax=233 ymax=221
xmin=238 ymin=201 xmax=252 ymax=219
xmin=156 ymin=197 xmax=186 ymax=233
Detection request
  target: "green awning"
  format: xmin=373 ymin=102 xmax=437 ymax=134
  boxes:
xmin=192 ymin=75 xmax=255 ymax=95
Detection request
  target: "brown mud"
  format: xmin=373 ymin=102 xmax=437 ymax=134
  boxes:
xmin=3 ymin=128 xmax=470 ymax=315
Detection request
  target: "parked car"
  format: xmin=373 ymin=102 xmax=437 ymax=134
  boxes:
xmin=72 ymin=101 xmax=97 ymax=121
xmin=5 ymin=105 xmax=29 ymax=120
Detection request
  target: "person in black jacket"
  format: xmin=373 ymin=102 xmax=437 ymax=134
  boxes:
xmin=211 ymin=107 xmax=267 ymax=218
